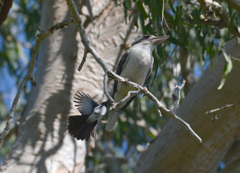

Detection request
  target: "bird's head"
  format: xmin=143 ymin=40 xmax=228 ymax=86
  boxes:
xmin=131 ymin=35 xmax=169 ymax=52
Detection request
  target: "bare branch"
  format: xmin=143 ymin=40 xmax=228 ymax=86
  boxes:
xmin=222 ymin=0 xmax=240 ymax=13
xmin=103 ymin=73 xmax=114 ymax=103
xmin=78 ymin=49 xmax=88 ymax=71
xmin=141 ymin=85 xmax=202 ymax=143
xmin=66 ymin=0 xmax=202 ymax=143
xmin=197 ymin=0 xmax=240 ymax=37
xmin=29 ymin=75 xmax=37 ymax=87
xmin=66 ymin=0 xmax=109 ymax=72
xmin=108 ymin=71 xmax=202 ymax=142
xmin=157 ymin=109 xmax=162 ymax=117
xmin=0 ymin=18 xmax=74 ymax=150
xmin=205 ymin=103 xmax=239 ymax=115
xmin=172 ymin=80 xmax=186 ymax=113
xmin=110 ymin=90 xmax=139 ymax=111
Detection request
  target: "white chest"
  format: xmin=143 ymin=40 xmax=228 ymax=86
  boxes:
xmin=115 ymin=46 xmax=154 ymax=101
xmin=121 ymin=47 xmax=153 ymax=84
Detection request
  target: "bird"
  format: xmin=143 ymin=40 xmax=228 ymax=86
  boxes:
xmin=105 ymin=35 xmax=169 ymax=131
xmin=68 ymin=92 xmax=108 ymax=140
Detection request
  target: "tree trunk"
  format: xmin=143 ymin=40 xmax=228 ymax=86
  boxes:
xmin=1 ymin=0 xmax=138 ymax=172
xmin=135 ymin=38 xmax=240 ymax=173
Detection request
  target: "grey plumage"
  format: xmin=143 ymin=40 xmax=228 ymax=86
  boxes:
xmin=68 ymin=92 xmax=107 ymax=140
xmin=105 ymin=35 xmax=169 ymax=131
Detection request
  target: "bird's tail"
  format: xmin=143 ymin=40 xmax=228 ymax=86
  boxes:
xmin=105 ymin=110 xmax=120 ymax=132
xmin=68 ymin=115 xmax=97 ymax=140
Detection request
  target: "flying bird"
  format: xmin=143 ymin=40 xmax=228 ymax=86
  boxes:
xmin=105 ymin=35 xmax=169 ymax=131
xmin=68 ymin=92 xmax=107 ymax=140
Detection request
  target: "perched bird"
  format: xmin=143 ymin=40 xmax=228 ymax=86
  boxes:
xmin=68 ymin=92 xmax=107 ymax=140
xmin=105 ymin=35 xmax=169 ymax=131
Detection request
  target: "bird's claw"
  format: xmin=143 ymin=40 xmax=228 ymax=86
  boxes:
xmin=142 ymin=87 xmax=148 ymax=95
xmin=124 ymin=78 xmax=129 ymax=87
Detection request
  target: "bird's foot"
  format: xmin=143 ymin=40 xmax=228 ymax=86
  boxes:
xmin=124 ymin=78 xmax=129 ymax=87
xmin=142 ymin=87 xmax=148 ymax=95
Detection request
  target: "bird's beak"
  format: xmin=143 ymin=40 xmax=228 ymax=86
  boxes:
xmin=150 ymin=35 xmax=169 ymax=45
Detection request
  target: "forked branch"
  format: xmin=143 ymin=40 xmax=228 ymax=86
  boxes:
xmin=66 ymin=0 xmax=202 ymax=143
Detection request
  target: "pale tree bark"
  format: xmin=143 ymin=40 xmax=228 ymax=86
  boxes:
xmin=135 ymin=38 xmax=240 ymax=172
xmin=1 ymin=0 xmax=139 ymax=172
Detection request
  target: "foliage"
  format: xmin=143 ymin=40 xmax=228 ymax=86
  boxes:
xmin=0 ymin=0 xmax=40 ymax=161
xmin=91 ymin=0 xmax=239 ymax=171
xmin=0 ymin=0 xmax=239 ymax=172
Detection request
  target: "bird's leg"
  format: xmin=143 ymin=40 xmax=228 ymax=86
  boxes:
xmin=142 ymin=87 xmax=148 ymax=96
xmin=119 ymin=78 xmax=130 ymax=87
xmin=124 ymin=78 xmax=129 ymax=87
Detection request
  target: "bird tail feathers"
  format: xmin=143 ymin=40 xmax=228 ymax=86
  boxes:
xmin=68 ymin=115 xmax=97 ymax=140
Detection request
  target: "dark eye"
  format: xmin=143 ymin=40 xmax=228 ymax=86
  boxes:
xmin=143 ymin=35 xmax=150 ymax=40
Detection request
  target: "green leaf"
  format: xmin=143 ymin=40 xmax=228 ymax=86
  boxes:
xmin=168 ymin=37 xmax=184 ymax=47
xmin=136 ymin=0 xmax=148 ymax=19
xmin=228 ymin=12 xmax=237 ymax=37
xmin=169 ymin=0 xmax=176 ymax=13
xmin=140 ymin=13 xmax=147 ymax=34
xmin=192 ymin=9 xmax=200 ymax=24
xmin=218 ymin=50 xmax=233 ymax=90
xmin=164 ymin=12 xmax=174 ymax=24
xmin=113 ymin=0 xmax=121 ymax=6
xmin=181 ymin=25 xmax=188 ymax=46
xmin=123 ymin=0 xmax=131 ymax=20
xmin=123 ymin=0 xmax=131 ymax=9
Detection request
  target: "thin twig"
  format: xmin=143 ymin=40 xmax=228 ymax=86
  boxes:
xmin=161 ymin=0 xmax=166 ymax=35
xmin=197 ymin=0 xmax=240 ymax=37
xmin=110 ymin=90 xmax=139 ymax=111
xmin=0 ymin=18 xmax=74 ymax=150
xmin=66 ymin=0 xmax=202 ymax=143
xmin=205 ymin=103 xmax=239 ymax=115
xmin=29 ymin=75 xmax=37 ymax=87
xmin=103 ymin=73 xmax=114 ymax=103
xmin=66 ymin=0 xmax=109 ymax=72
xmin=205 ymin=103 xmax=239 ymax=122
xmin=172 ymin=80 xmax=186 ymax=113
xmin=157 ymin=109 xmax=162 ymax=117
xmin=108 ymin=71 xmax=202 ymax=143
xmin=163 ymin=16 xmax=170 ymax=31
xmin=78 ymin=49 xmax=88 ymax=71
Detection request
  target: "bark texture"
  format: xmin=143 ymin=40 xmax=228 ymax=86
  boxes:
xmin=1 ymin=0 xmax=139 ymax=172
xmin=135 ymin=38 xmax=240 ymax=173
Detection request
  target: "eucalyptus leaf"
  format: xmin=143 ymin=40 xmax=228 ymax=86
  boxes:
xmin=218 ymin=50 xmax=233 ymax=90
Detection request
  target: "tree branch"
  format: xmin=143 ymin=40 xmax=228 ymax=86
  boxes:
xmin=172 ymin=80 xmax=186 ymax=113
xmin=222 ymin=0 xmax=240 ymax=13
xmin=110 ymin=90 xmax=139 ymax=111
xmin=66 ymin=0 xmax=202 ymax=143
xmin=103 ymin=73 xmax=114 ymax=103
xmin=197 ymin=0 xmax=240 ymax=37
xmin=78 ymin=49 xmax=88 ymax=71
xmin=0 ymin=18 xmax=74 ymax=150
xmin=205 ymin=103 xmax=239 ymax=122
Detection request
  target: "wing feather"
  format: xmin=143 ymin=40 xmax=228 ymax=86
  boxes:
xmin=113 ymin=52 xmax=129 ymax=97
xmin=73 ymin=91 xmax=98 ymax=116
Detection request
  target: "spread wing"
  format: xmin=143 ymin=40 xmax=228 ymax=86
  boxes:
xmin=73 ymin=92 xmax=98 ymax=116
xmin=113 ymin=52 xmax=129 ymax=97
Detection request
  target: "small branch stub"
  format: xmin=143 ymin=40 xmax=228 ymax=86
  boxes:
xmin=172 ymin=80 xmax=186 ymax=113
xmin=78 ymin=50 xmax=88 ymax=72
